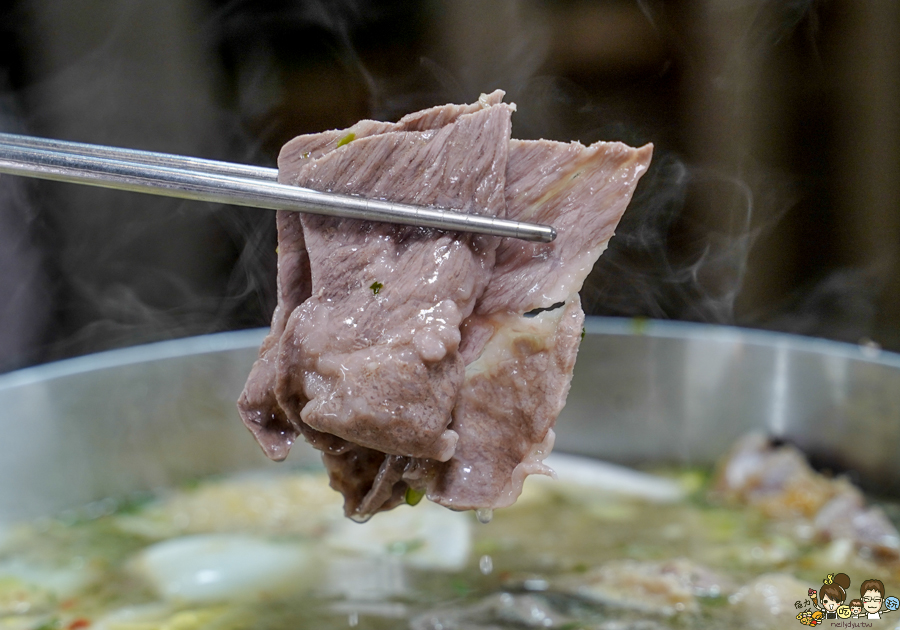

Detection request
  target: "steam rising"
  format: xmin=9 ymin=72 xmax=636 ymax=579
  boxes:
xmin=4 ymin=0 xmax=278 ymax=365
xmin=0 ymin=0 xmax=759 ymax=368
xmin=0 ymin=96 xmax=50 ymax=372
xmin=0 ymin=0 xmax=880 ymax=370
xmin=582 ymin=154 xmax=787 ymax=325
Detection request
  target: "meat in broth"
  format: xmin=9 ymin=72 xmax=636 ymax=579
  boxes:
xmin=3 ymin=440 xmax=899 ymax=630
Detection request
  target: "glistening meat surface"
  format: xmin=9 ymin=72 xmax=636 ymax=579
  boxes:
xmin=274 ymin=102 xmax=512 ymax=462
xmin=237 ymin=212 xmax=312 ymax=461
xmin=238 ymin=93 xmax=652 ymax=520
xmin=238 ymin=90 xmax=509 ymax=463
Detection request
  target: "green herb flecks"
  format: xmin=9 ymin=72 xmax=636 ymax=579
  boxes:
xmin=581 ymin=327 xmax=586 ymax=340
xmin=337 ymin=132 xmax=356 ymax=148
xmin=370 ymin=281 xmax=383 ymax=295
xmin=405 ymin=486 xmax=425 ymax=506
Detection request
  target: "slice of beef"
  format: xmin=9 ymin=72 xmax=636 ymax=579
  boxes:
xmin=429 ymin=139 xmax=653 ymax=510
xmin=240 ymin=95 xmax=653 ymax=519
xmin=274 ymin=102 xmax=513 ymax=462
xmin=481 ymin=138 xmax=655 ymax=316
xmin=429 ymin=300 xmax=583 ymax=509
xmin=350 ymin=138 xmax=652 ymax=515
xmin=236 ymin=200 xmax=313 ymax=460
xmin=238 ymin=92 xmax=506 ymax=465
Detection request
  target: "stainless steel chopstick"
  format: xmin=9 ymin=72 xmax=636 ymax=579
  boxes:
xmin=0 ymin=132 xmax=278 ymax=182
xmin=0 ymin=133 xmax=557 ymax=243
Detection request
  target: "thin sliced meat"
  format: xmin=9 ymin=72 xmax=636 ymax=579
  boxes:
xmin=274 ymin=102 xmax=513 ymax=462
xmin=429 ymin=300 xmax=584 ymax=509
xmin=429 ymin=139 xmax=653 ymax=510
xmin=239 ymin=92 xmax=506 ymax=466
xmin=236 ymin=202 xmax=313 ymax=460
xmin=481 ymin=138 xmax=655 ymax=316
xmin=238 ymin=94 xmax=653 ymax=519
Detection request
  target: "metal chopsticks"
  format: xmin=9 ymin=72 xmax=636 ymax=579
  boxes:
xmin=0 ymin=133 xmax=556 ymax=243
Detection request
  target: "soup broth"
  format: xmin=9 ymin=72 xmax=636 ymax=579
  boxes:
xmin=2 ymin=455 xmax=897 ymax=630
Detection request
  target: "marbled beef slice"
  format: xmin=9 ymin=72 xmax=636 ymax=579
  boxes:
xmin=240 ymin=95 xmax=653 ymax=518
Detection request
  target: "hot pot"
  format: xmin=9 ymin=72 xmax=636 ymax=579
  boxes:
xmin=2 ymin=318 xmax=900 ymax=527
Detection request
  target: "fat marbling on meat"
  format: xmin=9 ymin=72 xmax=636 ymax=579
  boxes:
xmin=238 ymin=93 xmax=652 ymax=520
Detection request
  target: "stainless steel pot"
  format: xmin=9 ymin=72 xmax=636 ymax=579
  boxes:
xmin=3 ymin=318 xmax=900 ymax=526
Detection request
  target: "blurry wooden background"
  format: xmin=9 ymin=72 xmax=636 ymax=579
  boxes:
xmin=0 ymin=0 xmax=898 ymax=370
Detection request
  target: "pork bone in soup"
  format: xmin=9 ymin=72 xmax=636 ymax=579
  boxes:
xmin=3 ymin=437 xmax=899 ymax=630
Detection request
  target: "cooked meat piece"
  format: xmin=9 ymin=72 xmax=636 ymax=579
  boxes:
xmin=274 ymin=102 xmax=512 ymax=461
xmin=242 ymin=95 xmax=516 ymax=519
xmin=429 ymin=138 xmax=652 ymax=510
xmin=557 ymin=558 xmax=733 ymax=616
xmin=429 ymin=301 xmax=583 ymax=510
xmin=239 ymin=93 xmax=652 ymax=519
xmin=713 ymin=433 xmax=900 ymax=559
xmin=240 ymin=90 xmax=509 ymax=464
xmin=713 ymin=434 xmax=836 ymax=519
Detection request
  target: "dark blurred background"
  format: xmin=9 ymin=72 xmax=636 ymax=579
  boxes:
xmin=0 ymin=0 xmax=898 ymax=372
